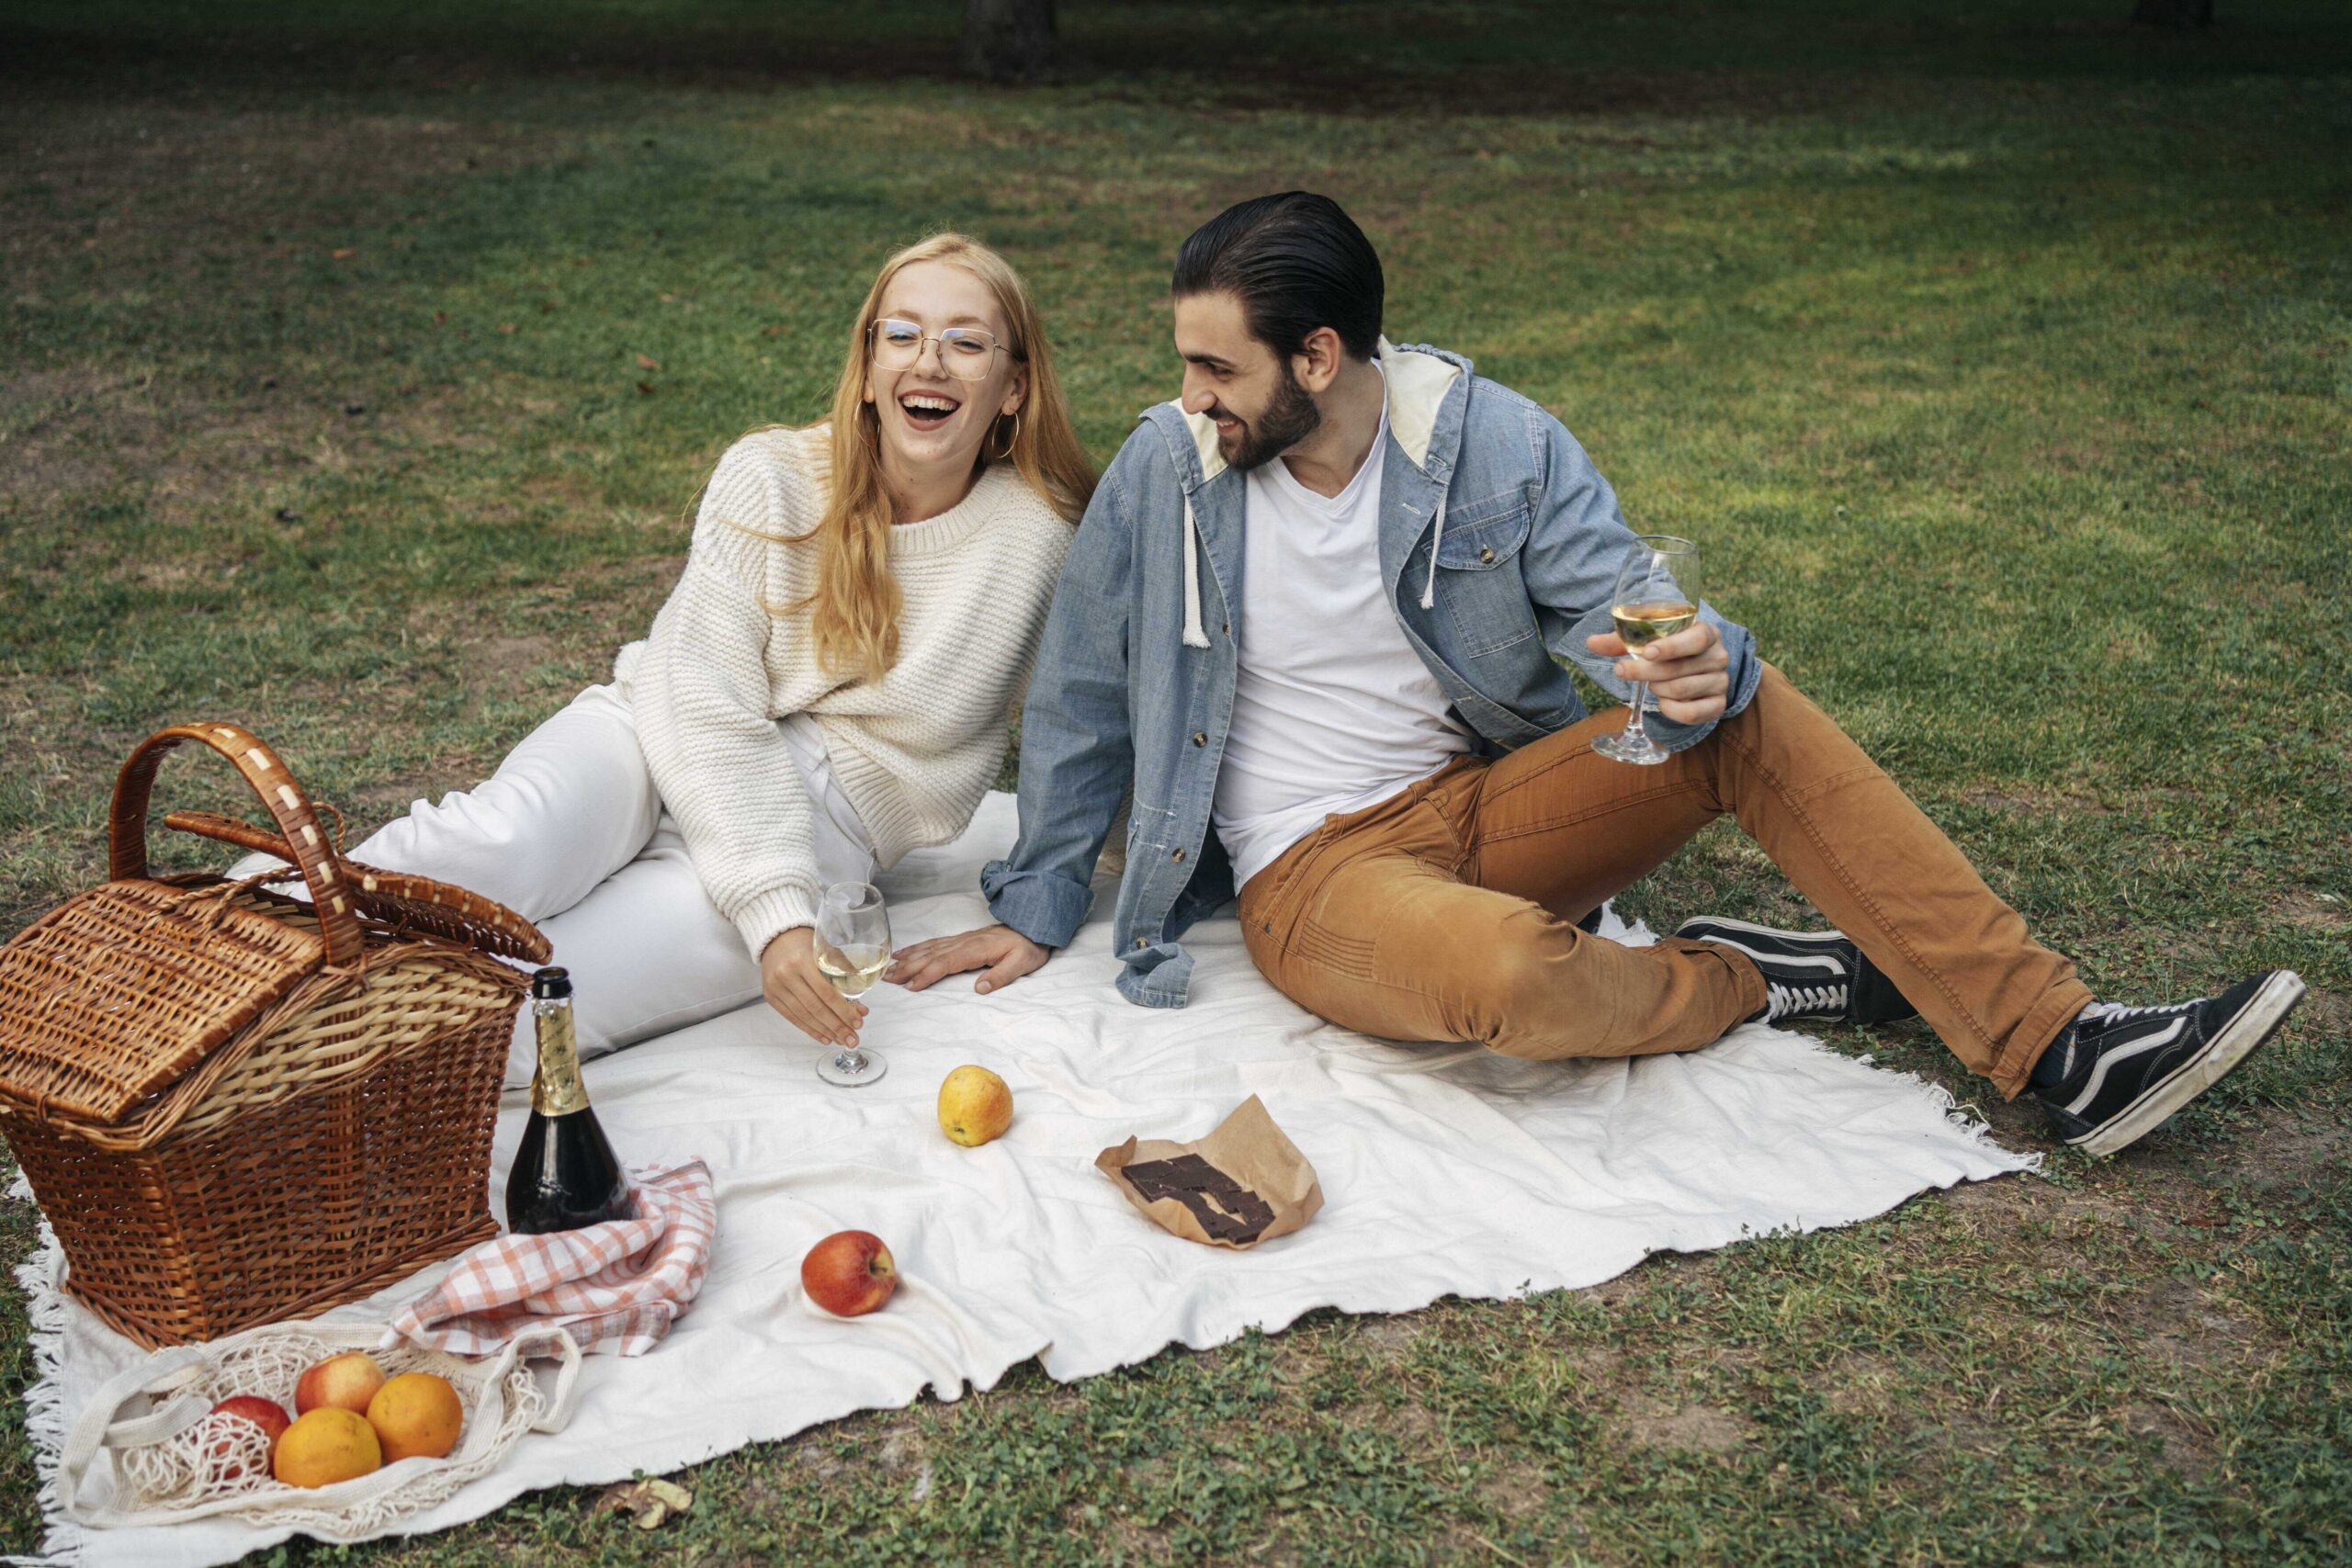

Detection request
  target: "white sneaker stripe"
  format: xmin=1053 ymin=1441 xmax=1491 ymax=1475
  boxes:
xmin=2064 ymin=1017 xmax=2188 ymax=1117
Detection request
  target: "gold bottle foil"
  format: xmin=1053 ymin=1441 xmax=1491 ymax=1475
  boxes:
xmin=530 ymin=998 xmax=592 ymax=1117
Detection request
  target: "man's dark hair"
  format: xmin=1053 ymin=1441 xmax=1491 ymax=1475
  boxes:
xmin=1171 ymin=192 xmax=1384 ymax=362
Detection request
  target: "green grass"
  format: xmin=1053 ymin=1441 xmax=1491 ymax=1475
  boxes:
xmin=4 ymin=1 xmax=2348 ymax=1561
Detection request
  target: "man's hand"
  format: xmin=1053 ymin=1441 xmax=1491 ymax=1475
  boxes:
xmin=761 ymin=926 xmax=866 ymax=1047
xmin=1584 ymin=619 xmax=1730 ymax=727
xmin=890 ymin=924 xmax=1051 ymax=996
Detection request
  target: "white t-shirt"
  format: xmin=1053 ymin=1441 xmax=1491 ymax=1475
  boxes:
xmin=1212 ymin=400 xmax=1475 ymax=891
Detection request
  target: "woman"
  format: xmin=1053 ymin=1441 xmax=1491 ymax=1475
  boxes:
xmin=243 ymin=234 xmax=1093 ymax=1077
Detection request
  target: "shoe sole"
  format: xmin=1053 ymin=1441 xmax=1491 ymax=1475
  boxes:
xmin=2070 ymin=970 xmax=2307 ymax=1158
xmin=1674 ymin=911 xmax=1853 ymax=949
xmin=1673 ymin=917 xmax=1851 ymax=959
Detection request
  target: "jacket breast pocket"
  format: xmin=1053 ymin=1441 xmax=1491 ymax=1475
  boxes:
xmin=1431 ymin=492 xmax=1538 ymax=657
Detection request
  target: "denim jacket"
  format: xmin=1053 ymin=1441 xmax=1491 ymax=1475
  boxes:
xmin=981 ymin=339 xmax=1761 ymax=1008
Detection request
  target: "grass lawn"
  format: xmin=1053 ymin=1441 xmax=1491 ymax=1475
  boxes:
xmin=4 ymin=0 xmax=2348 ymax=1560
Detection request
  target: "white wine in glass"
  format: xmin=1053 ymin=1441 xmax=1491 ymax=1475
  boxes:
xmin=813 ymin=881 xmax=890 ymax=1087
xmin=1592 ymin=535 xmax=1700 ymax=766
xmin=815 ymin=943 xmax=889 ymax=998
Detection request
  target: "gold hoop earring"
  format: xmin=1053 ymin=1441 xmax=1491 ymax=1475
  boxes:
xmin=987 ymin=409 xmax=1021 ymax=462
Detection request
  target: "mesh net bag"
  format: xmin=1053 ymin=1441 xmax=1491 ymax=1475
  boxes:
xmin=56 ymin=1321 xmax=581 ymax=1540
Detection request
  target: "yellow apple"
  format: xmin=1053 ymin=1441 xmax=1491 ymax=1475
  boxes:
xmin=936 ymin=1065 xmax=1013 ymax=1147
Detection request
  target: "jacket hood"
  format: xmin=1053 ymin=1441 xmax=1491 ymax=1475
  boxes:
xmin=1145 ymin=338 xmax=1475 ymax=649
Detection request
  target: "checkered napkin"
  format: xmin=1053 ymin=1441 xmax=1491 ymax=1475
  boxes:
xmin=382 ymin=1160 xmax=717 ymax=1359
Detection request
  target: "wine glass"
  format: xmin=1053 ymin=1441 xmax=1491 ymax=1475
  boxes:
xmin=1590 ymin=535 xmax=1701 ymax=767
xmin=812 ymin=881 xmax=890 ymax=1087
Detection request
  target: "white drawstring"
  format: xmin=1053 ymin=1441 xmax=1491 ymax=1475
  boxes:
xmin=1180 ymin=494 xmax=1211 ymax=649
xmin=1418 ymin=496 xmax=1449 ymax=609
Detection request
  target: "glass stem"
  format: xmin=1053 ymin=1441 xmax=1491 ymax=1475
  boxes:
xmin=1624 ymin=679 xmax=1652 ymax=743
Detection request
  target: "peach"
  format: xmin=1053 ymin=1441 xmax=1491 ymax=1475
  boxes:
xmin=294 ymin=1350 xmax=386 ymax=1416
xmin=801 ymin=1229 xmax=897 ymax=1317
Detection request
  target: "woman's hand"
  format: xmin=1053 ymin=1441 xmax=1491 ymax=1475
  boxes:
xmin=889 ymin=924 xmax=1051 ymax=996
xmin=761 ymin=926 xmax=867 ymax=1047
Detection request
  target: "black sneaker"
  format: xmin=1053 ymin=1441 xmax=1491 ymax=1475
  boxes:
xmin=1673 ymin=917 xmax=1919 ymax=1027
xmin=2034 ymin=971 xmax=2306 ymax=1157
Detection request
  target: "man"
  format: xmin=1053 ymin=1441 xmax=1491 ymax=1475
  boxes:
xmin=894 ymin=193 xmax=2303 ymax=1156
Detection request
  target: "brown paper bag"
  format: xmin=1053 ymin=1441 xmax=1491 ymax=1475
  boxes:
xmin=1095 ymin=1096 xmax=1323 ymax=1250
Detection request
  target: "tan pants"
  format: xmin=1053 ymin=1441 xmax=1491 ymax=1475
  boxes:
xmin=1237 ymin=665 xmax=2090 ymax=1099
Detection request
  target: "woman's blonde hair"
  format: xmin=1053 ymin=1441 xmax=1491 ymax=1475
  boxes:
xmin=718 ymin=232 xmax=1095 ymax=682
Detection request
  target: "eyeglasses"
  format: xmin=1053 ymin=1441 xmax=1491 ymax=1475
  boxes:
xmin=868 ymin=318 xmax=1010 ymax=382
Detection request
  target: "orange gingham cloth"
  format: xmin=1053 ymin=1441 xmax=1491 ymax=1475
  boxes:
xmin=382 ymin=1160 xmax=717 ymax=1359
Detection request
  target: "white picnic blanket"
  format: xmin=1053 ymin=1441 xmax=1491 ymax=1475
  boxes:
xmin=12 ymin=793 xmax=2034 ymax=1565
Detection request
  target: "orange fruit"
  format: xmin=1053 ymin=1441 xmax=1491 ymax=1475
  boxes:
xmin=366 ymin=1371 xmax=464 ymax=1463
xmin=272 ymin=1406 xmax=381 ymax=1488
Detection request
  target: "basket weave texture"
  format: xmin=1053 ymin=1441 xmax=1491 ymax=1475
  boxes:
xmin=0 ymin=723 xmax=549 ymax=1348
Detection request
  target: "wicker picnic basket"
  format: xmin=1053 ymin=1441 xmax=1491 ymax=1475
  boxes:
xmin=0 ymin=722 xmax=549 ymax=1349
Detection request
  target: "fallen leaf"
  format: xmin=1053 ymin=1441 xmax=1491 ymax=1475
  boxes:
xmin=433 ymin=310 xmax=447 ymax=325
xmin=636 ymin=380 xmax=655 ymax=395
xmin=600 ymin=1477 xmax=694 ymax=1530
xmin=635 ymin=353 xmax=660 ymax=370
xmin=762 ymin=325 xmax=782 ymax=337
xmin=498 ymin=322 xmax=517 ymax=334
xmin=331 ymin=247 xmax=356 ymax=260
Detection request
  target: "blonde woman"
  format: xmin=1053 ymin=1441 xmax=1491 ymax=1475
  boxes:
xmin=242 ymin=234 xmax=1093 ymax=1077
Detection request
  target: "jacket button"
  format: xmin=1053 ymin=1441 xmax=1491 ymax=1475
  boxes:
xmin=1478 ymin=546 xmax=1496 ymax=563
xmin=1191 ymin=731 xmax=1207 ymax=747
xmin=1171 ymin=848 xmax=1185 ymax=862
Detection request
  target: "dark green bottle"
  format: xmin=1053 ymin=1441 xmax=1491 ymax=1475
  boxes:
xmin=505 ymin=967 xmax=631 ymax=1234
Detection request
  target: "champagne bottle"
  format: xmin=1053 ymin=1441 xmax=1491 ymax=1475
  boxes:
xmin=505 ymin=967 xmax=632 ymax=1235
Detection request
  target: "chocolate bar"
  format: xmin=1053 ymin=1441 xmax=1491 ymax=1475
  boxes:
xmin=1119 ymin=1153 xmax=1277 ymax=1244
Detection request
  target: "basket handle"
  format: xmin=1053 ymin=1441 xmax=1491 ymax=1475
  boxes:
xmin=164 ymin=809 xmax=552 ymax=964
xmin=110 ymin=723 xmax=366 ymax=967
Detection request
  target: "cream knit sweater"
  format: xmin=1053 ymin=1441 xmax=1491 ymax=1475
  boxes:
xmin=628 ymin=424 xmax=1074 ymax=960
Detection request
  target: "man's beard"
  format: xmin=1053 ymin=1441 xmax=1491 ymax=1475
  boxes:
xmin=1218 ymin=363 xmax=1322 ymax=472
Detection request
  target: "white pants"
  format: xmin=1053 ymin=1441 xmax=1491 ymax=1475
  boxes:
xmin=234 ymin=683 xmax=876 ymax=1086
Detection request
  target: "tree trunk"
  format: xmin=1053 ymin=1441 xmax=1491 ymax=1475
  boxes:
xmin=962 ymin=0 xmax=1057 ymax=82
xmin=2131 ymin=0 xmax=2213 ymax=27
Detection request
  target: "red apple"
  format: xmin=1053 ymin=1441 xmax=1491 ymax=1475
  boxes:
xmin=206 ymin=1395 xmax=291 ymax=1479
xmin=212 ymin=1395 xmax=292 ymax=1444
xmin=801 ymin=1229 xmax=898 ymax=1317
xmin=294 ymin=1350 xmax=386 ymax=1416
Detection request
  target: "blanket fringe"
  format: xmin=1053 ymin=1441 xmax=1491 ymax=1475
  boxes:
xmin=8 ymin=1174 xmax=82 ymax=1567
xmin=1849 ymin=1052 xmax=2044 ymax=1176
